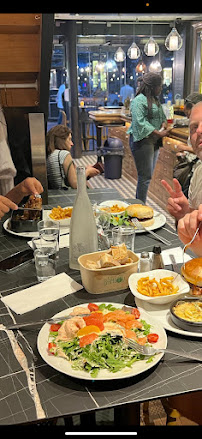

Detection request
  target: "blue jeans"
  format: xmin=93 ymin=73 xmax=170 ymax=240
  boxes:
xmin=130 ymin=134 xmax=160 ymax=204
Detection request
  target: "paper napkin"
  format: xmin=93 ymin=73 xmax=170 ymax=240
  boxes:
xmin=1 ymin=272 xmax=83 ymax=315
xmin=136 ymin=246 xmax=192 ymax=265
xmin=28 ymin=233 xmax=69 ymax=250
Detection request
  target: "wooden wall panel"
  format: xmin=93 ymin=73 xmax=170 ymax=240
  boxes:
xmin=0 ymin=34 xmax=40 ymax=72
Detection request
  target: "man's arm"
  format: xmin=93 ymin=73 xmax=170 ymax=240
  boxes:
xmin=6 ymin=177 xmax=43 ymax=204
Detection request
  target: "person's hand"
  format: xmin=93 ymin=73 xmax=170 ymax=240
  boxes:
xmin=178 ymin=205 xmax=202 ymax=256
xmin=0 ymin=196 xmax=18 ymax=219
xmin=19 ymin=177 xmax=44 ymax=197
xmin=85 ymin=165 xmax=100 ymax=179
xmin=161 ymin=178 xmax=190 ymax=220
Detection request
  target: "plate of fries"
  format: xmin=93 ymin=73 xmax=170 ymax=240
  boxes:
xmin=48 ymin=206 xmax=73 ymax=227
xmin=128 ymin=269 xmax=190 ymax=304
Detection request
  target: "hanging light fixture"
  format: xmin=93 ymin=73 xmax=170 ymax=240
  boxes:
xmin=114 ymin=20 xmax=126 ymax=62
xmin=165 ymin=26 xmax=183 ymax=51
xmin=144 ymin=22 xmax=159 ymax=56
xmin=95 ymin=61 xmax=105 ymax=72
xmin=104 ymin=59 xmax=118 ymax=72
xmin=127 ymin=20 xmax=140 ymax=60
xmin=136 ymin=60 xmax=147 ymax=74
xmin=149 ymin=60 xmax=162 ymax=72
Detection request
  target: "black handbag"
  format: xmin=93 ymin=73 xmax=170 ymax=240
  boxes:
xmin=173 ymin=156 xmax=199 ymax=196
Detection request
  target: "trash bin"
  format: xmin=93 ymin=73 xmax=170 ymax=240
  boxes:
xmin=100 ymin=137 xmax=124 ymax=179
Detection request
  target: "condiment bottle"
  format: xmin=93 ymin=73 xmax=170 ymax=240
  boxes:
xmin=139 ymin=251 xmax=151 ymax=272
xmin=151 ymin=246 xmax=164 ymax=270
xmin=69 ymin=166 xmax=98 ymax=270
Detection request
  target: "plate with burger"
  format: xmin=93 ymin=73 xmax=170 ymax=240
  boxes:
xmin=124 ymin=204 xmax=166 ymax=233
xmin=181 ymin=258 xmax=202 ymax=297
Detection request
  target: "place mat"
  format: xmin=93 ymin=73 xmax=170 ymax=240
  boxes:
xmin=1 ymin=272 xmax=83 ymax=315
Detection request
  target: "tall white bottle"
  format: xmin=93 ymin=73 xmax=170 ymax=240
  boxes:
xmin=69 ymin=166 xmax=98 ymax=270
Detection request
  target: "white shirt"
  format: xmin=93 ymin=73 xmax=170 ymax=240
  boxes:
xmin=188 ymin=161 xmax=202 ymax=209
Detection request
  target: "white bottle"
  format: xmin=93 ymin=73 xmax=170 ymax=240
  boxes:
xmin=69 ymin=166 xmax=98 ymax=270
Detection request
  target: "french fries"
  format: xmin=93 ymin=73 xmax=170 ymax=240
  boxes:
xmin=100 ymin=204 xmax=125 ymax=213
xmin=49 ymin=206 xmax=73 ymax=220
xmin=137 ymin=276 xmax=179 ymax=297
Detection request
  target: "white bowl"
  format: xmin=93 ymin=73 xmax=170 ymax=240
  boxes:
xmin=128 ymin=269 xmax=190 ymax=305
xmin=98 ymin=200 xmax=129 ymax=215
xmin=48 ymin=206 xmax=73 ymax=227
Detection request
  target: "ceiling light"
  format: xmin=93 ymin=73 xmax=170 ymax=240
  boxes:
xmin=114 ymin=46 xmax=126 ymax=62
xmin=149 ymin=60 xmax=162 ymax=72
xmin=144 ymin=36 xmax=159 ymax=56
xmin=136 ymin=61 xmax=147 ymax=74
xmin=127 ymin=42 xmax=141 ymax=60
xmin=165 ymin=27 xmax=183 ymax=51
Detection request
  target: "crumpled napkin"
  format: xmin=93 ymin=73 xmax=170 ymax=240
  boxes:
xmin=1 ymin=272 xmax=83 ymax=315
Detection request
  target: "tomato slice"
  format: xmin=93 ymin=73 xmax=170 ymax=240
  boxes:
xmin=48 ymin=342 xmax=56 ymax=354
xmin=50 ymin=323 xmax=61 ymax=332
xmin=131 ymin=308 xmax=140 ymax=319
xmin=79 ymin=333 xmax=98 ymax=348
xmin=88 ymin=303 xmax=99 ymax=312
xmin=147 ymin=333 xmax=159 ymax=343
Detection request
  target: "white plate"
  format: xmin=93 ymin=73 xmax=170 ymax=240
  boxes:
xmin=129 ymin=269 xmax=190 ymax=305
xmin=3 ymin=217 xmax=70 ymax=239
xmin=135 ymin=296 xmax=202 ymax=338
xmin=48 ymin=206 xmax=73 ymax=227
xmin=98 ymin=200 xmax=129 ymax=215
xmin=37 ymin=302 xmax=167 ymax=381
xmin=134 ymin=210 xmax=166 ymax=234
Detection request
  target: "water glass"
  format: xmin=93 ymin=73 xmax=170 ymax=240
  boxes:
xmin=37 ymin=219 xmax=60 ymax=256
xmin=112 ymin=226 xmax=135 ymax=251
xmin=33 ymin=238 xmax=57 ymax=282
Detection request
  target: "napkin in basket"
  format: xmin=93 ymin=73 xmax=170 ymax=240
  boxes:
xmin=1 ymin=272 xmax=83 ymax=315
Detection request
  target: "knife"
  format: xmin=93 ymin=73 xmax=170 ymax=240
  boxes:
xmin=169 ymin=254 xmax=179 ymax=273
xmin=4 ymin=313 xmax=90 ymax=330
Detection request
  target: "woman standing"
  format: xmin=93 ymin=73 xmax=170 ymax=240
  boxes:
xmin=46 ymin=125 xmax=100 ymax=189
xmin=128 ymin=72 xmax=171 ymax=203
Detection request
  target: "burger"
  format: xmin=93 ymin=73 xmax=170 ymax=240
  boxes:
xmin=125 ymin=204 xmax=154 ymax=228
xmin=181 ymin=258 xmax=202 ymax=296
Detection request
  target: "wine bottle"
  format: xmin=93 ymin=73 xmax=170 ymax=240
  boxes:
xmin=69 ymin=166 xmax=98 ymax=270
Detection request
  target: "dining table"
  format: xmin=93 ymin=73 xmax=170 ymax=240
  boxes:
xmin=0 ymin=187 xmax=201 ymax=427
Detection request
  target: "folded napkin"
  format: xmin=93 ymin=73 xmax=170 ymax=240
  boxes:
xmin=1 ymin=272 xmax=83 ymax=315
xmin=28 ymin=233 xmax=69 ymax=250
xmin=137 ymin=246 xmax=192 ymax=265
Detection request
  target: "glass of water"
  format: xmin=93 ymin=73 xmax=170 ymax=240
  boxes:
xmin=33 ymin=237 xmax=57 ymax=282
xmin=37 ymin=219 xmax=60 ymax=257
xmin=112 ymin=226 xmax=135 ymax=251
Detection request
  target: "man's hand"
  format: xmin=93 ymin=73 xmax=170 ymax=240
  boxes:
xmin=0 ymin=196 xmax=18 ymax=219
xmin=178 ymin=205 xmax=202 ymax=256
xmin=19 ymin=177 xmax=43 ymax=197
xmin=161 ymin=178 xmax=190 ymax=220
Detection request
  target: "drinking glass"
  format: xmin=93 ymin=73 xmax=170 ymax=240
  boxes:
xmin=112 ymin=226 xmax=135 ymax=251
xmin=33 ymin=237 xmax=57 ymax=282
xmin=37 ymin=219 xmax=60 ymax=257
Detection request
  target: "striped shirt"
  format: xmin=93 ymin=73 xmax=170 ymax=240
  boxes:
xmin=47 ymin=150 xmax=70 ymax=189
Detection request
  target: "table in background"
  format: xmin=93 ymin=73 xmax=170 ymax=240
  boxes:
xmin=0 ymin=188 xmax=201 ymax=426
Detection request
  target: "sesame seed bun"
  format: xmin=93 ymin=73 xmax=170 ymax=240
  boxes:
xmin=181 ymin=258 xmax=202 ymax=287
xmin=126 ymin=204 xmax=154 ymax=227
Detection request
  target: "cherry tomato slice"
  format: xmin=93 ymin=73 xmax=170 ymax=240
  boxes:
xmin=48 ymin=342 xmax=56 ymax=354
xmin=88 ymin=303 xmax=99 ymax=312
xmin=50 ymin=324 xmax=61 ymax=332
xmin=147 ymin=333 xmax=159 ymax=343
xmin=131 ymin=308 xmax=140 ymax=319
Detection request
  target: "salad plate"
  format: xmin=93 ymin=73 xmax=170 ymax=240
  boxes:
xmin=37 ymin=302 xmax=167 ymax=381
xmin=110 ymin=210 xmax=166 ymax=233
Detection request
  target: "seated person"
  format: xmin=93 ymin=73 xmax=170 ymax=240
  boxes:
xmin=161 ymin=101 xmax=202 ymax=221
xmin=0 ymin=177 xmax=43 ymax=220
xmin=46 ymin=125 xmax=100 ymax=189
xmin=178 ymin=204 xmax=202 ymax=257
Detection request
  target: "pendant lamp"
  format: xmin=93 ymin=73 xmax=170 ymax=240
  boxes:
xmin=127 ymin=21 xmax=140 ymax=60
xmin=165 ymin=27 xmax=183 ymax=51
xmin=136 ymin=60 xmax=147 ymax=74
xmin=114 ymin=46 xmax=126 ymax=62
xmin=149 ymin=60 xmax=162 ymax=73
xmin=144 ymin=36 xmax=159 ymax=56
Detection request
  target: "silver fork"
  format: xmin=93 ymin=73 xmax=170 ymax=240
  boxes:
xmin=131 ymin=217 xmax=171 ymax=246
xmin=125 ymin=338 xmax=202 ymax=362
xmin=182 ymin=221 xmax=202 ymax=266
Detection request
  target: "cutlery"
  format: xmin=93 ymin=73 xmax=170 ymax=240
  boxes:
xmin=182 ymin=221 xmax=202 ymax=266
xmin=4 ymin=313 xmax=90 ymax=330
xmin=169 ymin=253 xmax=179 ymax=273
xmin=131 ymin=218 xmax=171 ymax=246
xmin=125 ymin=338 xmax=202 ymax=362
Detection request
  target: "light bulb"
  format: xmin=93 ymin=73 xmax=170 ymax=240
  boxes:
xmin=136 ymin=61 xmax=147 ymax=74
xmin=165 ymin=27 xmax=183 ymax=51
xmin=144 ymin=37 xmax=159 ymax=56
xmin=114 ymin=47 xmax=126 ymax=62
xmin=127 ymin=42 xmax=141 ymax=60
xmin=95 ymin=61 xmax=105 ymax=72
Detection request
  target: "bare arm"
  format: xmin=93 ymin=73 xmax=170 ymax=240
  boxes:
xmin=63 ymin=154 xmax=100 ymax=189
xmin=6 ymin=177 xmax=43 ymax=204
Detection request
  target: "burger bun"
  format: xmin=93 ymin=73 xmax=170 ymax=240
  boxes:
xmin=126 ymin=204 xmax=154 ymax=227
xmin=181 ymin=258 xmax=202 ymax=288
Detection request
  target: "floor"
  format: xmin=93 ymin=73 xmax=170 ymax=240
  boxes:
xmin=69 ymin=154 xmax=198 ymax=427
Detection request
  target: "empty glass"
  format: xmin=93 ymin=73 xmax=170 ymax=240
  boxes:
xmin=112 ymin=226 xmax=135 ymax=251
xmin=33 ymin=237 xmax=58 ymax=282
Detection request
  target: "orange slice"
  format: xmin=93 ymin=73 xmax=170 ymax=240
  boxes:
xmin=77 ymin=325 xmax=101 ymax=337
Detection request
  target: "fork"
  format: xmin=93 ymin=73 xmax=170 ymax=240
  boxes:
xmin=125 ymin=338 xmax=202 ymax=362
xmin=131 ymin=217 xmax=171 ymax=246
xmin=182 ymin=221 xmax=202 ymax=266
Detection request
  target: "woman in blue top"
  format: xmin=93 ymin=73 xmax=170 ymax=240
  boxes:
xmin=128 ymin=72 xmax=171 ymax=203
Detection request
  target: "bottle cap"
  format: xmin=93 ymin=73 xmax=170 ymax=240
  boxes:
xmin=152 ymin=246 xmax=161 ymax=254
xmin=141 ymin=251 xmax=150 ymax=258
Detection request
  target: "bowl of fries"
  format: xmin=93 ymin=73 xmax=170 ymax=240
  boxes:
xmin=48 ymin=206 xmax=73 ymax=227
xmin=128 ymin=269 xmax=190 ymax=304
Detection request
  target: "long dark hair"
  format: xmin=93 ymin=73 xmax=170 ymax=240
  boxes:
xmin=136 ymin=72 xmax=162 ymax=119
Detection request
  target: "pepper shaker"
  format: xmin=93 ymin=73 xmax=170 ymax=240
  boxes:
xmin=151 ymin=246 xmax=164 ymax=270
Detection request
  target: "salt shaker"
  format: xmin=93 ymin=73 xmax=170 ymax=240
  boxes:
xmin=151 ymin=246 xmax=164 ymax=270
xmin=139 ymin=251 xmax=151 ymax=272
